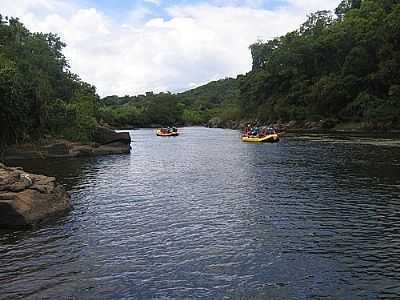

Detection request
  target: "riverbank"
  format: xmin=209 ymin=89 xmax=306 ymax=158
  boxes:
xmin=207 ymin=117 xmax=400 ymax=134
xmin=2 ymin=126 xmax=131 ymax=161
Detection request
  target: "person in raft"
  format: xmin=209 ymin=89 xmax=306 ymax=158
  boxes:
xmin=245 ymin=124 xmax=251 ymax=136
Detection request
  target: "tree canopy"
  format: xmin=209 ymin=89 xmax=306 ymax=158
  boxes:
xmin=98 ymin=78 xmax=240 ymax=127
xmin=240 ymin=0 xmax=400 ymax=128
xmin=0 ymin=15 xmax=99 ymax=149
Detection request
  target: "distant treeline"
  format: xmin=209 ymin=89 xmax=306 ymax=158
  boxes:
xmin=98 ymin=78 xmax=241 ymax=127
xmin=101 ymin=0 xmax=400 ymax=129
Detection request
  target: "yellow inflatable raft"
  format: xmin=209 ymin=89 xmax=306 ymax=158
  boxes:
xmin=242 ymin=133 xmax=280 ymax=143
xmin=156 ymin=129 xmax=179 ymax=136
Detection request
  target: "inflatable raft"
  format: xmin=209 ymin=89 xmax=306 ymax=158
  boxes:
xmin=156 ymin=128 xmax=179 ymax=137
xmin=242 ymin=133 xmax=279 ymax=143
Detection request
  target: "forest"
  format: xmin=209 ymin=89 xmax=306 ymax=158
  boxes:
xmin=1 ymin=0 xmax=400 ymax=150
xmin=242 ymin=0 xmax=400 ymax=129
xmin=99 ymin=0 xmax=400 ymax=130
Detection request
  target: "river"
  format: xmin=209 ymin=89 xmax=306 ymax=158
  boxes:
xmin=1 ymin=127 xmax=400 ymax=299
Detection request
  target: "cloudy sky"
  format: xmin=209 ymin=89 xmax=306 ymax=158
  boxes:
xmin=3 ymin=0 xmax=341 ymax=96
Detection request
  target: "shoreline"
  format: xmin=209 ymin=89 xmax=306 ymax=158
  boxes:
xmin=119 ymin=124 xmax=400 ymax=135
xmin=3 ymin=126 xmax=399 ymax=163
xmin=111 ymin=125 xmax=400 ymax=135
xmin=206 ymin=118 xmax=400 ymax=135
xmin=1 ymin=126 xmax=132 ymax=162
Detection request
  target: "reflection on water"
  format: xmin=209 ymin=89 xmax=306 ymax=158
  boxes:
xmin=1 ymin=128 xmax=400 ymax=299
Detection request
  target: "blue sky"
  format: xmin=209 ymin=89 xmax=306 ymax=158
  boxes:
xmin=4 ymin=0 xmax=341 ymax=96
xmin=82 ymin=0 xmax=290 ymax=23
xmin=86 ymin=0 xmax=287 ymax=11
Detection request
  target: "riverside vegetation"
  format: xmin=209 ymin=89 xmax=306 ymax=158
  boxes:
xmin=99 ymin=0 xmax=400 ymax=131
xmin=0 ymin=15 xmax=99 ymax=150
xmin=0 ymin=15 xmax=130 ymax=158
xmin=1 ymin=0 xmax=400 ymax=152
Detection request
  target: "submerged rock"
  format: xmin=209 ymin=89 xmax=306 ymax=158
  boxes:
xmin=0 ymin=164 xmax=71 ymax=227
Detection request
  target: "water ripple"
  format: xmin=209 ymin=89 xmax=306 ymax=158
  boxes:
xmin=1 ymin=128 xmax=400 ymax=299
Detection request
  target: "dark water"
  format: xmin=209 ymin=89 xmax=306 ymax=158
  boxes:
xmin=1 ymin=127 xmax=400 ymax=300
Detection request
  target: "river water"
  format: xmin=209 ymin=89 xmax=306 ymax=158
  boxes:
xmin=1 ymin=127 xmax=400 ymax=300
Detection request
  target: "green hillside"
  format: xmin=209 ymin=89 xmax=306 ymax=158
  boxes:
xmin=239 ymin=0 xmax=400 ymax=129
xmin=98 ymin=78 xmax=241 ymax=127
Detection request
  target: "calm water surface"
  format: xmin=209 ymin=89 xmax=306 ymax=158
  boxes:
xmin=1 ymin=127 xmax=400 ymax=299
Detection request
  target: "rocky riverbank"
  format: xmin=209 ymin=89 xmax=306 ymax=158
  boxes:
xmin=0 ymin=163 xmax=71 ymax=227
xmin=207 ymin=117 xmax=400 ymax=133
xmin=207 ymin=117 xmax=336 ymax=131
xmin=3 ymin=126 xmax=131 ymax=161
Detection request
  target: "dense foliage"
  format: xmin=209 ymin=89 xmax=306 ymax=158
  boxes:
xmin=0 ymin=15 xmax=99 ymax=149
xmin=98 ymin=78 xmax=240 ymax=127
xmin=243 ymin=0 xmax=400 ymax=128
xmin=2 ymin=0 xmax=399 ymax=142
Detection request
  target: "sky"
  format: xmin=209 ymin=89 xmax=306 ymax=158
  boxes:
xmin=2 ymin=0 xmax=341 ymax=97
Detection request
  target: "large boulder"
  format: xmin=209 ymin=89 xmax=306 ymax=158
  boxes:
xmin=93 ymin=126 xmax=131 ymax=145
xmin=0 ymin=164 xmax=71 ymax=227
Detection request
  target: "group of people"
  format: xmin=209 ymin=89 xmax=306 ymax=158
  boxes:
xmin=159 ymin=127 xmax=178 ymax=134
xmin=244 ymin=125 xmax=276 ymax=137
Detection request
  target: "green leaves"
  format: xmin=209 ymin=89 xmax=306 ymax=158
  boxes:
xmin=0 ymin=16 xmax=99 ymax=146
xmin=335 ymin=0 xmax=362 ymax=19
xmin=98 ymin=78 xmax=241 ymax=127
xmin=237 ymin=1 xmax=400 ymax=128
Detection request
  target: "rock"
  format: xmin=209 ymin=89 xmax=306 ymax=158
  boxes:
xmin=287 ymin=120 xmax=298 ymax=129
xmin=71 ymin=145 xmax=94 ymax=157
xmin=224 ymin=120 xmax=232 ymax=129
xmin=239 ymin=120 xmax=252 ymax=129
xmin=93 ymin=143 xmax=131 ymax=155
xmin=208 ymin=117 xmax=223 ymax=128
xmin=229 ymin=120 xmax=240 ymax=130
xmin=43 ymin=143 xmax=70 ymax=156
xmin=3 ymin=127 xmax=131 ymax=161
xmin=0 ymin=164 xmax=71 ymax=227
xmin=3 ymin=145 xmax=44 ymax=160
xmin=93 ymin=126 xmax=131 ymax=145
xmin=224 ymin=120 xmax=240 ymax=129
xmin=320 ymin=119 xmax=338 ymax=130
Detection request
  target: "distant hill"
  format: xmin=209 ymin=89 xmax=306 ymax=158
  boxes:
xmin=98 ymin=77 xmax=241 ymax=127
xmin=178 ymin=77 xmax=239 ymax=104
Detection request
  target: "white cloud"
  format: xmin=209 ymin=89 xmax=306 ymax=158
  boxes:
xmin=144 ymin=0 xmax=161 ymax=6
xmin=2 ymin=0 xmax=341 ymax=96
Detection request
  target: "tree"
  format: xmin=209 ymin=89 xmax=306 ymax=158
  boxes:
xmin=300 ymin=11 xmax=335 ymax=36
xmin=0 ymin=15 xmax=100 ymax=146
xmin=335 ymin=0 xmax=362 ymax=19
